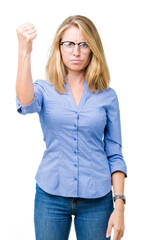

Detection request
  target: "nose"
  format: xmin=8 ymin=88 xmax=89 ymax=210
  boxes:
xmin=72 ymin=44 xmax=80 ymax=56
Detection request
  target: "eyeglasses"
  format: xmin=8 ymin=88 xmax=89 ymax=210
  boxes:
xmin=59 ymin=41 xmax=90 ymax=53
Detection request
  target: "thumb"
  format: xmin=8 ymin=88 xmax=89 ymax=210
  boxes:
xmin=106 ymin=222 xmax=113 ymax=238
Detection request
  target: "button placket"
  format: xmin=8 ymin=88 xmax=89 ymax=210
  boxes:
xmin=73 ymin=112 xmax=79 ymax=182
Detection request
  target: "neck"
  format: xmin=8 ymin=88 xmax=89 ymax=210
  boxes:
xmin=67 ymin=70 xmax=85 ymax=85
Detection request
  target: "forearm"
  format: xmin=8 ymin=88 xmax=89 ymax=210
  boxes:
xmin=111 ymin=171 xmax=125 ymax=210
xmin=16 ymin=50 xmax=34 ymax=105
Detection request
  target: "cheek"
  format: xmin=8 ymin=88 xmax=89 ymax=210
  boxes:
xmin=60 ymin=48 xmax=67 ymax=62
xmin=86 ymin=52 xmax=92 ymax=63
xmin=84 ymin=54 xmax=92 ymax=67
xmin=61 ymin=52 xmax=69 ymax=66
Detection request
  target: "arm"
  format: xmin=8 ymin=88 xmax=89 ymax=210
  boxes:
xmin=104 ymin=89 xmax=127 ymax=239
xmin=16 ymin=51 xmax=34 ymax=105
xmin=112 ymin=171 xmax=125 ymax=210
xmin=104 ymin=89 xmax=127 ymax=178
xmin=106 ymin=171 xmax=125 ymax=239
xmin=15 ymin=22 xmax=37 ymax=105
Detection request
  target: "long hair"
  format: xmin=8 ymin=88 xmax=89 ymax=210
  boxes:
xmin=46 ymin=15 xmax=110 ymax=94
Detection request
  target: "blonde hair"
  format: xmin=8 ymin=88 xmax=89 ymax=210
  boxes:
xmin=46 ymin=15 xmax=110 ymax=94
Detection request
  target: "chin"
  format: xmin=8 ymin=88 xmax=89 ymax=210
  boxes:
xmin=67 ymin=65 xmax=86 ymax=72
xmin=70 ymin=68 xmax=85 ymax=73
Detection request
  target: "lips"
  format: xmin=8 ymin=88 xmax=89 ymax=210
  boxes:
xmin=71 ymin=59 xmax=82 ymax=63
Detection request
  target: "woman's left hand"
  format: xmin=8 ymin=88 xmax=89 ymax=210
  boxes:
xmin=106 ymin=207 xmax=125 ymax=240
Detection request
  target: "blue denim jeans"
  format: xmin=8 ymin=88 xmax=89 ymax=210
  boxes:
xmin=34 ymin=183 xmax=114 ymax=240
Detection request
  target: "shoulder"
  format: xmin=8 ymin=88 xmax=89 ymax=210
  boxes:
xmin=104 ymin=87 xmax=119 ymax=101
xmin=102 ymin=87 xmax=119 ymax=110
xmin=34 ymin=79 xmax=51 ymax=87
xmin=104 ymin=87 xmax=117 ymax=96
xmin=33 ymin=79 xmax=54 ymax=92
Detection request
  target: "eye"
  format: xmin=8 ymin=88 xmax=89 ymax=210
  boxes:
xmin=79 ymin=42 xmax=88 ymax=48
xmin=64 ymin=41 xmax=74 ymax=47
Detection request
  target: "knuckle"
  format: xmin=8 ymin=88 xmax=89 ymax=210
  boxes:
xmin=26 ymin=22 xmax=33 ymax=28
xmin=121 ymin=228 xmax=124 ymax=234
xmin=30 ymin=23 xmax=34 ymax=29
xmin=122 ymin=232 xmax=124 ymax=237
xmin=23 ymin=32 xmax=27 ymax=37
xmin=115 ymin=227 xmax=120 ymax=232
xmin=27 ymin=35 xmax=32 ymax=40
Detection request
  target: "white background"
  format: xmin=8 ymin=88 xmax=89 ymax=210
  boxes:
xmin=0 ymin=0 xmax=143 ymax=239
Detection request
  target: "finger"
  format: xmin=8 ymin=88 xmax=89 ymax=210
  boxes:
xmin=23 ymin=24 xmax=35 ymax=31
xmin=21 ymin=31 xmax=36 ymax=42
xmin=22 ymin=25 xmax=35 ymax=34
xmin=118 ymin=230 xmax=124 ymax=239
xmin=106 ymin=224 xmax=112 ymax=238
xmin=17 ymin=22 xmax=31 ymax=32
xmin=16 ymin=25 xmax=32 ymax=35
xmin=22 ymin=22 xmax=33 ymax=29
xmin=26 ymin=32 xmax=37 ymax=40
xmin=113 ymin=229 xmax=120 ymax=240
xmin=23 ymin=28 xmax=36 ymax=35
xmin=17 ymin=23 xmax=35 ymax=34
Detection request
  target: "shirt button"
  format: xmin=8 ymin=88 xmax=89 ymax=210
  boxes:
xmin=74 ymin=164 xmax=77 ymax=167
xmin=74 ymin=177 xmax=77 ymax=180
xmin=18 ymin=107 xmax=22 ymax=113
xmin=74 ymin=124 xmax=77 ymax=128
xmin=75 ymin=111 xmax=77 ymax=114
xmin=74 ymin=151 xmax=76 ymax=154
xmin=74 ymin=137 xmax=76 ymax=141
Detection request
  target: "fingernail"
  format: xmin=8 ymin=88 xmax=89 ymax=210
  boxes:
xmin=106 ymin=234 xmax=109 ymax=238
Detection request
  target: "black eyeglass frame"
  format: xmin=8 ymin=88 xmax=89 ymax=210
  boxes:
xmin=59 ymin=41 xmax=89 ymax=48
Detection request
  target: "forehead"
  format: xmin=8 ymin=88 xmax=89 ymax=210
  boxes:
xmin=61 ymin=25 xmax=86 ymax=42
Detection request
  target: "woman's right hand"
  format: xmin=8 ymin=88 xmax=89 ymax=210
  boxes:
xmin=16 ymin=22 xmax=37 ymax=54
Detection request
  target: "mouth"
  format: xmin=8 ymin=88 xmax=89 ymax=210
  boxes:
xmin=70 ymin=60 xmax=82 ymax=63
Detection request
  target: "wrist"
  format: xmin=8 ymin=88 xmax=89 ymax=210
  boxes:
xmin=113 ymin=194 xmax=126 ymax=204
xmin=114 ymin=199 xmax=125 ymax=210
xmin=18 ymin=49 xmax=31 ymax=58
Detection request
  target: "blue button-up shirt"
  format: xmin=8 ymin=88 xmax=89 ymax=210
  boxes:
xmin=16 ymin=78 xmax=127 ymax=198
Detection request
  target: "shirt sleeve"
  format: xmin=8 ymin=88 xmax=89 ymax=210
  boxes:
xmin=16 ymin=79 xmax=43 ymax=115
xmin=104 ymin=89 xmax=127 ymax=178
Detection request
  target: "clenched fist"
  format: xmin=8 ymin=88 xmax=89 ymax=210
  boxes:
xmin=16 ymin=22 xmax=37 ymax=54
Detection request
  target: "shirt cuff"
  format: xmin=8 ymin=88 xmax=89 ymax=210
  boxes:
xmin=109 ymin=161 xmax=127 ymax=178
xmin=16 ymin=94 xmax=38 ymax=115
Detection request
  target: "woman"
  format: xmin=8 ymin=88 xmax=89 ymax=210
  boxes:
xmin=16 ymin=15 xmax=127 ymax=240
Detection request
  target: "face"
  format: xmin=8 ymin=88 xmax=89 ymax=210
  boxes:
xmin=60 ymin=25 xmax=92 ymax=74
